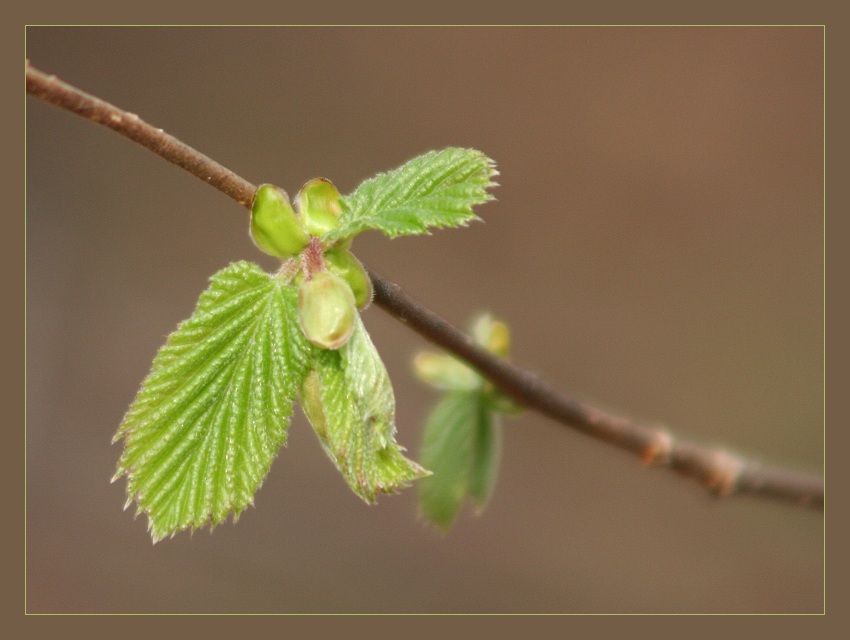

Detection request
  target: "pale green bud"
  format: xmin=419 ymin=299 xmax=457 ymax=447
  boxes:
xmin=250 ymin=184 xmax=310 ymax=259
xmin=298 ymin=178 xmax=343 ymax=237
xmin=324 ymin=248 xmax=374 ymax=310
xmin=298 ymin=271 xmax=357 ymax=349
xmin=471 ymin=314 xmax=511 ymax=357
xmin=413 ymin=352 xmax=479 ymax=390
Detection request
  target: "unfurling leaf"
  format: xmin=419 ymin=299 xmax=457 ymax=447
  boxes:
xmin=415 ymin=313 xmax=518 ymax=530
xmin=418 ymin=390 xmax=501 ymax=530
xmin=325 ymin=148 xmax=498 ymax=242
xmin=113 ymin=262 xmax=311 ymax=542
xmin=301 ymin=315 xmax=430 ymax=502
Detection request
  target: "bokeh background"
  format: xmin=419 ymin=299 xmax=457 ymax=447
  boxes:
xmin=26 ymin=27 xmax=823 ymax=613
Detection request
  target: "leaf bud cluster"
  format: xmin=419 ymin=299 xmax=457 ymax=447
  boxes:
xmin=250 ymin=179 xmax=372 ymax=350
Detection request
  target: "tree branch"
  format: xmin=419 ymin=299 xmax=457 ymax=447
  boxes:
xmin=26 ymin=62 xmax=824 ymax=511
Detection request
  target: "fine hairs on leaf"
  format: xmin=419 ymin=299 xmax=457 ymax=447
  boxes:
xmin=301 ymin=315 xmax=430 ymax=503
xmin=327 ymin=148 xmax=499 ymax=242
xmin=113 ymin=262 xmax=310 ymax=542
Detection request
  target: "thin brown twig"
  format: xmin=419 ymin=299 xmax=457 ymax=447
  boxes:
xmin=26 ymin=62 xmax=824 ymax=511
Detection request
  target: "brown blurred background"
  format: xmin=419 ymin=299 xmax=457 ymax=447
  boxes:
xmin=26 ymin=27 xmax=823 ymax=613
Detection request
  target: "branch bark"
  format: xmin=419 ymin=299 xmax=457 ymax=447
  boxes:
xmin=26 ymin=62 xmax=824 ymax=511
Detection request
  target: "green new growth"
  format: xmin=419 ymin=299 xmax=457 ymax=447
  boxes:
xmin=112 ymin=148 xmax=499 ymax=542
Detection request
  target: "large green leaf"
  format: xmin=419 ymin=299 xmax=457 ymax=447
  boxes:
xmin=113 ymin=262 xmax=311 ymax=542
xmin=300 ymin=316 xmax=429 ymax=502
xmin=325 ymin=148 xmax=498 ymax=241
xmin=418 ymin=390 xmax=501 ymax=530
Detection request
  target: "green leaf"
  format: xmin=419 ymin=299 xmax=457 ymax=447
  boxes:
xmin=300 ymin=315 xmax=429 ymax=502
xmin=113 ymin=262 xmax=311 ymax=542
xmin=326 ymin=148 xmax=498 ymax=241
xmin=468 ymin=399 xmax=501 ymax=510
xmin=418 ymin=390 xmax=501 ymax=530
